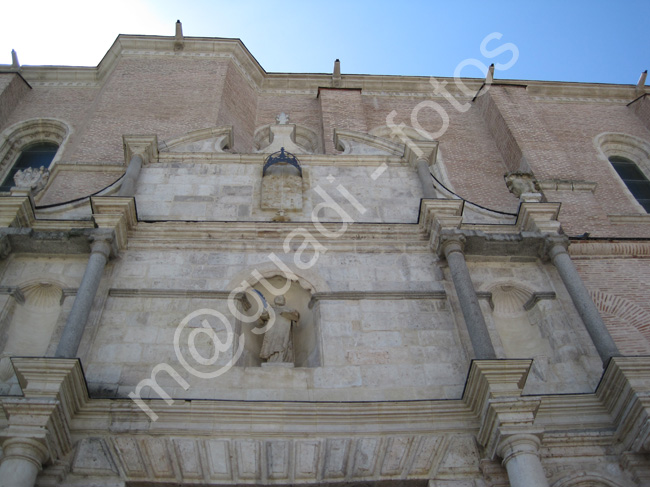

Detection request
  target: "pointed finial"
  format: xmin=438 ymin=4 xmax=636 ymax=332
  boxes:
xmin=486 ymin=63 xmax=495 ymax=84
xmin=637 ymin=70 xmax=648 ymax=94
xmin=11 ymin=49 xmax=19 ymax=69
xmin=174 ymin=20 xmax=184 ymax=51
xmin=332 ymin=59 xmax=341 ymax=87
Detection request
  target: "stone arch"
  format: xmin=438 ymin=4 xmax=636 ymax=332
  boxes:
xmin=0 ymin=118 xmax=71 ymax=185
xmin=595 ymin=132 xmax=650 ymax=172
xmin=594 ymin=132 xmax=650 ymax=211
xmin=226 ymin=260 xmax=330 ymax=295
xmin=551 ymin=470 xmax=632 ymax=487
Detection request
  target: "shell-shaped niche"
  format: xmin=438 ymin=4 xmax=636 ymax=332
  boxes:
xmin=0 ymin=281 xmax=64 ymax=381
xmin=490 ymin=284 xmax=531 ymax=317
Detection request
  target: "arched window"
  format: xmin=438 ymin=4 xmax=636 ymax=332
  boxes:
xmin=609 ymin=155 xmax=650 ymax=212
xmin=0 ymin=142 xmax=58 ymax=192
xmin=0 ymin=118 xmax=70 ymax=195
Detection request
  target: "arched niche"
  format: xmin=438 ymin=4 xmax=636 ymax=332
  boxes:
xmin=487 ymin=282 xmax=552 ymax=359
xmin=551 ymin=470 xmax=632 ymax=487
xmin=0 ymin=280 xmax=64 ymax=381
xmin=228 ymin=266 xmax=327 ymax=368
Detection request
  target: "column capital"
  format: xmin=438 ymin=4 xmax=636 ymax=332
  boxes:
xmin=404 ymin=139 xmax=438 ymax=168
xmin=89 ymin=232 xmax=115 ymax=259
xmin=0 ymin=437 xmax=49 ymax=470
xmin=496 ymin=433 xmax=542 ymax=466
xmin=122 ymin=134 xmax=158 ymax=165
xmin=544 ymin=234 xmax=570 ymax=260
xmin=438 ymin=232 xmax=466 ymax=258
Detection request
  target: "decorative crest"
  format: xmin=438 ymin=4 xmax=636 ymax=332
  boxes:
xmin=263 ymin=147 xmax=302 ymax=177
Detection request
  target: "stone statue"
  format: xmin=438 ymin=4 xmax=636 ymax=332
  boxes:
xmin=259 ymin=295 xmax=300 ymax=363
xmin=13 ymin=166 xmax=50 ymax=193
xmin=504 ymin=172 xmax=541 ymax=200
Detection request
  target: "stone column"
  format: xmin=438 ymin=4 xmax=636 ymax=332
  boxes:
xmin=547 ymin=237 xmax=618 ymax=363
xmin=415 ymin=158 xmax=438 ymax=198
xmin=441 ymin=236 xmax=496 ymax=359
xmin=497 ymin=434 xmax=549 ymax=487
xmin=55 ymin=235 xmax=112 ymax=358
xmin=117 ymin=153 xmax=143 ymax=197
xmin=0 ymin=438 xmax=48 ymax=487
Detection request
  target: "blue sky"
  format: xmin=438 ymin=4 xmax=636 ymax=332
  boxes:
xmin=2 ymin=0 xmax=649 ymax=85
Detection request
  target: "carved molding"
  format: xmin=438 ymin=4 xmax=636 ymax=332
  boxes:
xmin=91 ymin=196 xmax=137 ymax=251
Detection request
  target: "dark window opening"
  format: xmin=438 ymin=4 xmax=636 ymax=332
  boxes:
xmin=610 ymin=156 xmax=650 ymax=212
xmin=0 ymin=142 xmax=58 ymax=193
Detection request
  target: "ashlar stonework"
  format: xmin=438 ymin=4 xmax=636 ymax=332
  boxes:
xmin=0 ymin=22 xmax=648 ymax=487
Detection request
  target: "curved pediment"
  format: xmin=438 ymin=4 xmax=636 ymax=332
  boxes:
xmin=334 ymin=129 xmax=404 ymax=156
xmin=160 ymin=126 xmax=233 ymax=153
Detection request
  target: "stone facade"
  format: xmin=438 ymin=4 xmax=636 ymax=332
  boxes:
xmin=0 ymin=25 xmax=649 ymax=487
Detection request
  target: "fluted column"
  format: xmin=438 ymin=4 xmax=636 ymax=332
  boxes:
xmin=441 ymin=235 xmax=496 ymax=359
xmin=497 ymin=434 xmax=549 ymax=487
xmin=415 ymin=158 xmax=437 ymax=198
xmin=0 ymin=438 xmax=48 ymax=487
xmin=547 ymin=237 xmax=618 ymax=363
xmin=55 ymin=235 xmax=112 ymax=358
xmin=117 ymin=153 xmax=143 ymax=197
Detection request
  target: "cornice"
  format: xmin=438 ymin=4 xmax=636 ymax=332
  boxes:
xmin=155 ymin=151 xmax=405 ymax=166
xmin=128 ymin=220 xmax=431 ymax=252
xmin=3 ymin=35 xmax=645 ymax=101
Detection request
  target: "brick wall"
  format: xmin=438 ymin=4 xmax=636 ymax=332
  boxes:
xmin=216 ymin=63 xmax=258 ymax=153
xmin=630 ymin=94 xmax=650 ymax=130
xmin=575 ymin=257 xmax=650 ymax=355
xmin=0 ymin=73 xmax=30 ymax=126
xmin=319 ymin=88 xmax=367 ymax=154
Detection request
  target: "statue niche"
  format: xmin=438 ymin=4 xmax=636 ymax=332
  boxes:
xmin=234 ymin=276 xmax=321 ymax=368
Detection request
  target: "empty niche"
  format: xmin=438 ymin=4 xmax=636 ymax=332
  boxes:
xmin=0 ymin=281 xmax=63 ymax=381
xmin=235 ymin=276 xmax=320 ymax=368
xmin=489 ymin=284 xmax=552 ymax=359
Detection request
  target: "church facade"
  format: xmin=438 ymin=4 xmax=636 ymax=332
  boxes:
xmin=0 ymin=23 xmax=649 ymax=487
